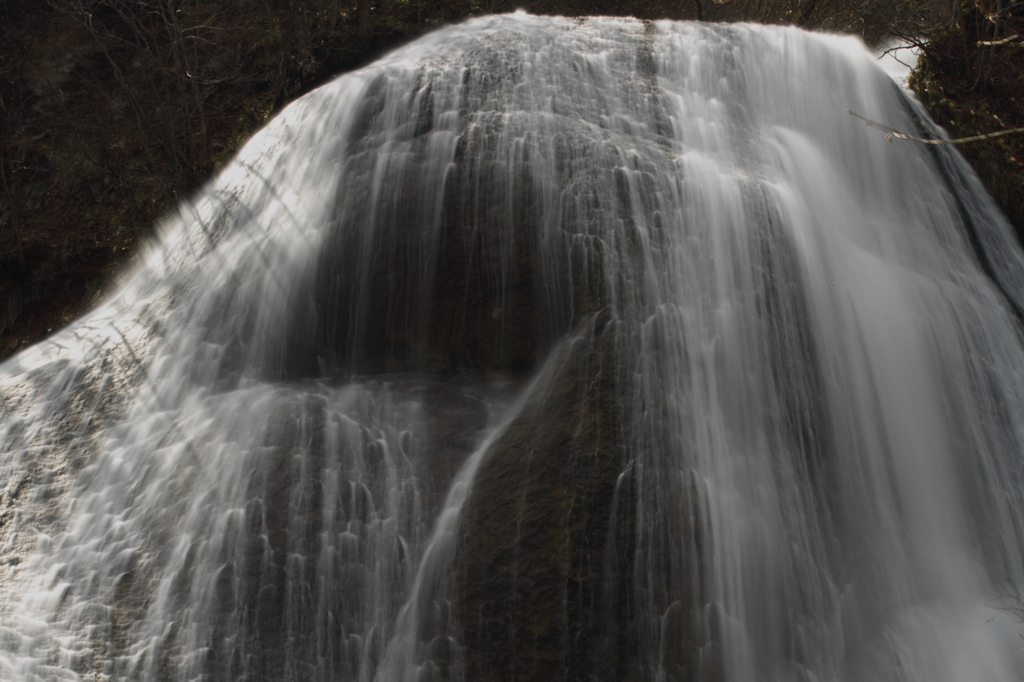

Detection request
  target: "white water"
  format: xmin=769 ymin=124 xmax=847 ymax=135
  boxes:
xmin=1 ymin=12 xmax=1024 ymax=682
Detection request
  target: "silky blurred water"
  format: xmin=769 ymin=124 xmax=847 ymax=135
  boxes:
xmin=2 ymin=12 xmax=1024 ymax=682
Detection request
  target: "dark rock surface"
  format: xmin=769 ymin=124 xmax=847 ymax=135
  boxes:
xmin=454 ymin=313 xmax=642 ymax=682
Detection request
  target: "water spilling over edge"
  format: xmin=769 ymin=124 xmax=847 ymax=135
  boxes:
xmin=1 ymin=13 xmax=1024 ymax=682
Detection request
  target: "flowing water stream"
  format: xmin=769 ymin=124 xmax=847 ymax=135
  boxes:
xmin=2 ymin=12 xmax=1024 ymax=682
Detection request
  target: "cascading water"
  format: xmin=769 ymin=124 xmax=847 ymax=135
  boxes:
xmin=2 ymin=11 xmax=1024 ymax=682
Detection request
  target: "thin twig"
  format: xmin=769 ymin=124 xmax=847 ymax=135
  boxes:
xmin=846 ymin=110 xmax=1024 ymax=144
xmin=979 ymin=34 xmax=1020 ymax=46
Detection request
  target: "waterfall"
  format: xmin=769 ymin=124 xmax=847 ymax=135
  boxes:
xmin=2 ymin=12 xmax=1024 ymax=682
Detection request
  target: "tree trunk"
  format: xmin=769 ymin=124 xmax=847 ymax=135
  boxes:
xmin=357 ymin=0 xmax=371 ymax=38
xmin=796 ymin=0 xmax=821 ymax=26
xmin=1 ymin=164 xmax=28 ymax=275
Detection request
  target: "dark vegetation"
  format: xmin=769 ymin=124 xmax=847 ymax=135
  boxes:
xmin=910 ymin=3 xmax=1024 ymax=234
xmin=0 ymin=0 xmax=1020 ymax=359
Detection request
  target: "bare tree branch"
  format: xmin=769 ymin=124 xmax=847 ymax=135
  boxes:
xmin=847 ymin=109 xmax=1024 ymax=144
xmin=978 ymin=33 xmax=1020 ymax=45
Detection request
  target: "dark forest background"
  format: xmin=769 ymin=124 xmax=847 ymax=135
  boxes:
xmin=1 ymin=0 xmax=1021 ymax=358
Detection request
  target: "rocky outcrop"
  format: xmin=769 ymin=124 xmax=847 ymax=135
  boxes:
xmin=454 ymin=312 xmax=642 ymax=682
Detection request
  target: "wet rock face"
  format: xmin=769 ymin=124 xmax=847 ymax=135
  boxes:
xmin=137 ymin=376 xmax=511 ymax=682
xmin=283 ymin=37 xmax=637 ymax=380
xmin=281 ymin=153 xmax=543 ymax=377
xmin=287 ymin=124 xmax=571 ymax=378
xmin=0 ymin=316 xmax=155 ymax=620
xmin=454 ymin=315 xmax=640 ymax=682
xmin=269 ymin=27 xmax=680 ymax=679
